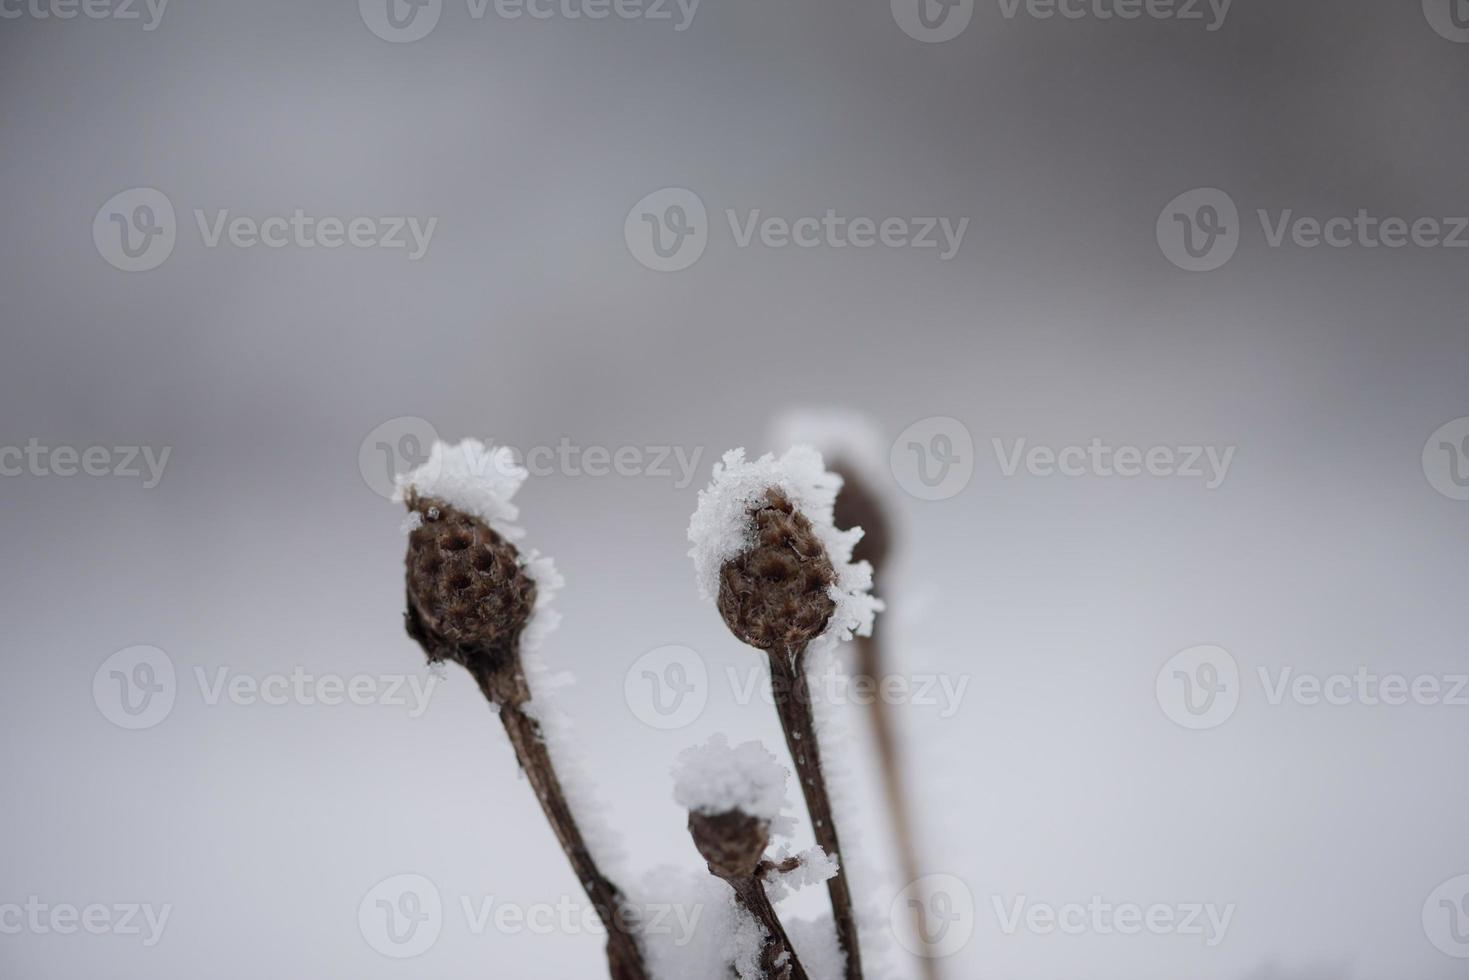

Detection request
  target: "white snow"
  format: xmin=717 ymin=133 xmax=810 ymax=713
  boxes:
xmin=673 ymin=734 xmax=791 ymax=827
xmin=393 ymin=437 xmax=528 ymax=541
xmin=761 ymin=846 xmax=840 ymax=904
xmin=635 ymin=867 xmax=769 ymax=980
xmin=686 ymin=446 xmax=883 ymax=647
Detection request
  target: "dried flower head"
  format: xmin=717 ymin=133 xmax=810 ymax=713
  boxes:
xmin=403 ymin=490 xmax=538 ymax=673
xmin=688 ymin=447 xmax=882 ymax=656
xmin=687 ymin=809 xmax=772 ymax=880
xmin=716 ymin=489 xmax=837 ymax=651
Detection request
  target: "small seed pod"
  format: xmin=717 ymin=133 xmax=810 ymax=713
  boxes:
xmin=716 ymin=489 xmax=837 ymax=652
xmin=687 ymin=809 xmax=772 ymax=881
xmin=403 ymin=491 xmax=537 ymax=676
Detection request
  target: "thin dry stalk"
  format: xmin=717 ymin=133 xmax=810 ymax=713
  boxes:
xmin=473 ymin=661 xmax=649 ymax=980
xmin=768 ymin=646 xmax=863 ymax=980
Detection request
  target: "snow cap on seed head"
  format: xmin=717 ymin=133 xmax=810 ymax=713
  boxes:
xmin=395 ymin=438 xmax=562 ymax=661
xmin=687 ymin=447 xmax=881 ymax=648
xmin=675 ymin=735 xmax=794 ymax=878
xmin=393 ymin=437 xmax=527 ymax=540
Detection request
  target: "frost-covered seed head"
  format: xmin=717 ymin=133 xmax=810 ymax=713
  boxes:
xmin=403 ymin=490 xmax=537 ymax=673
xmin=716 ymin=489 xmax=837 ymax=652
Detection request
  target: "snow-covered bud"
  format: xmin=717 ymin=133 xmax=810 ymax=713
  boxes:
xmin=403 ymin=491 xmax=537 ymax=672
xmin=717 ymin=489 xmax=837 ymax=652
xmin=688 ymin=447 xmax=882 ymax=656
xmin=673 ymin=735 xmax=792 ymax=880
xmin=687 ymin=809 xmax=771 ymax=881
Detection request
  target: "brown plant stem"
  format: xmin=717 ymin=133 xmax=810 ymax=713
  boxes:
xmin=470 ymin=659 xmax=649 ymax=980
xmin=768 ymin=646 xmax=864 ymax=980
xmin=855 ymin=629 xmax=939 ymax=980
xmin=727 ymin=875 xmax=812 ymax=980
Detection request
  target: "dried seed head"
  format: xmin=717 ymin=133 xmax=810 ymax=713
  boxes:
xmin=687 ymin=809 xmax=771 ymax=881
xmin=716 ymin=489 xmax=837 ymax=652
xmin=403 ymin=491 xmax=536 ymax=674
xmin=830 ymin=460 xmax=890 ymax=577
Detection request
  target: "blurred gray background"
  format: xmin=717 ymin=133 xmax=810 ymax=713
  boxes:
xmin=2 ymin=0 xmax=1468 ymax=977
